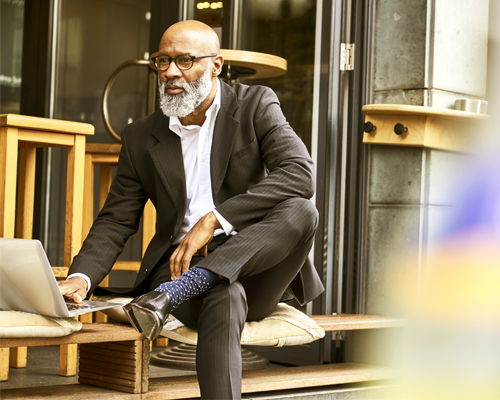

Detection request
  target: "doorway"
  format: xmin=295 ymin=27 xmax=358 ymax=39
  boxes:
xmin=19 ymin=0 xmax=371 ymax=367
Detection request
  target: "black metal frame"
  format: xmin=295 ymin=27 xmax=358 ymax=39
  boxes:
xmin=342 ymin=0 xmax=372 ymax=316
xmin=313 ymin=0 xmax=372 ymax=363
xmin=20 ymin=0 xmax=54 ymax=242
xmin=149 ymin=0 xmax=180 ymax=53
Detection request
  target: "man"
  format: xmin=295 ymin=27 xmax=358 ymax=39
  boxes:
xmin=59 ymin=20 xmax=324 ymax=399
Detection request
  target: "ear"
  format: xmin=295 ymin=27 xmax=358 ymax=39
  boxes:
xmin=212 ymin=55 xmax=224 ymax=77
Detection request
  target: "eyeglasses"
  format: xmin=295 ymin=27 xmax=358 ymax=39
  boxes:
xmin=151 ymin=53 xmax=217 ymax=71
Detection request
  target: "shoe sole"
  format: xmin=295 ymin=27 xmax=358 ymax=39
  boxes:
xmin=123 ymin=304 xmax=143 ymax=333
xmin=123 ymin=303 xmax=162 ymax=341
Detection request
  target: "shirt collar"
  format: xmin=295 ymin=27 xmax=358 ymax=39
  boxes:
xmin=169 ymin=78 xmax=221 ymax=138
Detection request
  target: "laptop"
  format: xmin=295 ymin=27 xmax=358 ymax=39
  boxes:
xmin=0 ymin=237 xmax=121 ymax=318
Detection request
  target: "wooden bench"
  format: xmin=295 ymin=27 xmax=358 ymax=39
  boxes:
xmin=1 ymin=314 xmax=401 ymax=399
xmin=1 ymin=323 xmax=149 ymax=395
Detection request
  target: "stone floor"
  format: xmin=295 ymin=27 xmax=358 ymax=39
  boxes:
xmin=0 ymin=344 xmax=391 ymax=399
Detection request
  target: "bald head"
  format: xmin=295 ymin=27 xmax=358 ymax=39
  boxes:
xmin=160 ymin=20 xmax=220 ymax=55
xmin=156 ymin=20 xmax=224 ymax=125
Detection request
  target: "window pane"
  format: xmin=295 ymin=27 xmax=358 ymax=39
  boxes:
xmin=0 ymin=0 xmax=24 ymax=113
xmin=186 ymin=0 xmax=224 ymax=41
xmin=54 ymin=0 xmax=151 ymax=143
xmin=47 ymin=0 xmax=151 ymax=267
xmin=238 ymin=0 xmax=317 ymax=153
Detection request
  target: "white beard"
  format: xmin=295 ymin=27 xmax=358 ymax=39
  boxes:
xmin=158 ymin=67 xmax=213 ymax=118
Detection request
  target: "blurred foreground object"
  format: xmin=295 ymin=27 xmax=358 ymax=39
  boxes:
xmin=383 ymin=122 xmax=500 ymax=399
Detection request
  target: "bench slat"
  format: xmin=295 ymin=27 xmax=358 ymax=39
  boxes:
xmin=143 ymin=363 xmax=393 ymax=399
xmin=0 ymin=323 xmax=143 ymax=348
xmin=311 ymin=314 xmax=402 ymax=331
xmin=0 ymin=383 xmax=139 ymax=399
xmin=0 ymin=315 xmax=401 ymax=349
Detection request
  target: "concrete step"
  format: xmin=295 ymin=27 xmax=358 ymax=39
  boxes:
xmin=242 ymin=384 xmax=393 ymax=400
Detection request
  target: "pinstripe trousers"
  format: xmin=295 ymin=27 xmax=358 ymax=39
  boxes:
xmin=148 ymin=198 xmax=319 ymax=399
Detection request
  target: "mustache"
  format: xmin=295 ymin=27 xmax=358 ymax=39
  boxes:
xmin=163 ymin=79 xmax=190 ymax=90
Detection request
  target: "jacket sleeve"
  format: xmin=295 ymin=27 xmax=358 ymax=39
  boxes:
xmin=68 ymin=127 xmax=148 ymax=294
xmin=215 ymin=87 xmax=315 ymax=231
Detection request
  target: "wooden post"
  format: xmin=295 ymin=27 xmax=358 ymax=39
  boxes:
xmin=16 ymin=146 xmax=36 ymax=238
xmin=64 ymin=134 xmax=85 ymax=269
xmin=59 ymin=134 xmax=86 ymax=375
xmin=82 ymin=152 xmax=94 ymax=242
xmin=98 ymin=164 xmax=112 ymax=209
xmin=0 ymin=127 xmax=18 ymax=238
xmin=10 ymin=145 xmax=36 ymax=368
xmin=59 ymin=344 xmax=78 ymax=376
xmin=9 ymin=348 xmax=27 ymax=369
xmin=0 ymin=348 xmax=10 ymax=381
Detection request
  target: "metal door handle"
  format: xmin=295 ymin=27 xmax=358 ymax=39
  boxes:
xmin=102 ymin=59 xmax=156 ymax=142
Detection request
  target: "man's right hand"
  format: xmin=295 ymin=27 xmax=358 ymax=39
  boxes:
xmin=58 ymin=277 xmax=88 ymax=304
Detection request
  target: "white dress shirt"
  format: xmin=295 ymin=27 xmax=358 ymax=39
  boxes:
xmin=169 ymin=78 xmax=234 ymax=243
xmin=69 ymin=78 xmax=234 ymax=291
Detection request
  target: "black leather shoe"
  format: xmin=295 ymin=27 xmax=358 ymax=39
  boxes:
xmin=123 ymin=291 xmax=172 ymax=341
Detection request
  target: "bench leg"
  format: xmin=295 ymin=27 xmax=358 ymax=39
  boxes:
xmin=156 ymin=338 xmax=169 ymax=347
xmin=1 ymin=348 xmax=10 ymax=381
xmin=78 ymin=338 xmax=150 ymax=394
xmin=59 ymin=344 xmax=78 ymax=376
xmin=79 ymin=313 xmax=93 ymax=323
xmin=95 ymin=311 xmax=108 ymax=323
xmin=10 ymin=347 xmax=27 ymax=368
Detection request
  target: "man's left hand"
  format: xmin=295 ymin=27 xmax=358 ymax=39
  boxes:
xmin=170 ymin=211 xmax=222 ymax=280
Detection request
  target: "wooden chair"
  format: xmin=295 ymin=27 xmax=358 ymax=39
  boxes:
xmin=81 ymin=143 xmax=168 ymax=346
xmin=0 ymin=114 xmax=94 ymax=380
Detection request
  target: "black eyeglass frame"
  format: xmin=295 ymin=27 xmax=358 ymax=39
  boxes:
xmin=151 ymin=53 xmax=217 ymax=71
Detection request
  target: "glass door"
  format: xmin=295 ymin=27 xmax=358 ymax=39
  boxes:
xmin=43 ymin=0 xmax=152 ymax=284
xmin=0 ymin=0 xmax=24 ymax=114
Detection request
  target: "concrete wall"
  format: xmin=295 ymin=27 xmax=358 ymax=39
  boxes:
xmin=347 ymin=0 xmax=490 ymax=367
xmin=372 ymin=0 xmax=489 ymax=108
xmin=363 ymin=0 xmax=489 ymax=318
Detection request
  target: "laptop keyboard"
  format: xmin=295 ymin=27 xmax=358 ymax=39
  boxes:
xmin=66 ymin=302 xmax=90 ymax=311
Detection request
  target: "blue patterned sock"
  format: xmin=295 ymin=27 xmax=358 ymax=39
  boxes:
xmin=154 ymin=267 xmax=221 ymax=309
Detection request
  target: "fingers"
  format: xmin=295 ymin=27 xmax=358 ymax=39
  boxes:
xmin=198 ymin=244 xmax=208 ymax=258
xmin=71 ymin=292 xmax=83 ymax=303
xmin=169 ymin=212 xmax=218 ymax=279
xmin=181 ymin=258 xmax=190 ymax=275
xmin=170 ymin=242 xmax=195 ymax=280
xmin=58 ymin=278 xmax=87 ymax=303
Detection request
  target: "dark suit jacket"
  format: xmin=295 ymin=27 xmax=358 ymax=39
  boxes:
xmin=69 ymin=80 xmax=324 ymax=305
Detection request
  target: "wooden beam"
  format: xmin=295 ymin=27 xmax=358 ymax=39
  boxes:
xmin=0 ymin=323 xmax=143 ymax=348
xmin=362 ymin=104 xmax=488 ymax=153
xmin=143 ymin=363 xmax=393 ymax=399
xmin=0 ymin=127 xmax=18 ymax=238
xmin=1 ymin=114 xmax=94 ymax=136
xmin=0 ymin=348 xmax=10 ymax=381
xmin=311 ymin=314 xmax=403 ymax=331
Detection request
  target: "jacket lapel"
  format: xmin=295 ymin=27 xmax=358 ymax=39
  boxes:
xmin=211 ymin=81 xmax=240 ymax=204
xmin=149 ymin=114 xmax=186 ymax=226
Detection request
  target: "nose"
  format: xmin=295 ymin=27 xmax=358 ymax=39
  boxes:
xmin=162 ymin=60 xmax=182 ymax=82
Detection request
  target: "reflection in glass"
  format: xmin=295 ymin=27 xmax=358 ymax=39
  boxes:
xmin=238 ymin=0 xmax=317 ymax=153
xmin=191 ymin=0 xmax=223 ymax=40
xmin=46 ymin=0 xmax=151 ymax=268
xmin=0 ymin=0 xmax=24 ymax=114
xmin=54 ymin=0 xmax=151 ymax=143
xmin=188 ymin=0 xmax=317 ymax=153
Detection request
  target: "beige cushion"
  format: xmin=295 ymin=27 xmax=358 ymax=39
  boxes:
xmin=0 ymin=311 xmax=82 ymax=338
xmin=95 ymin=295 xmax=325 ymax=347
